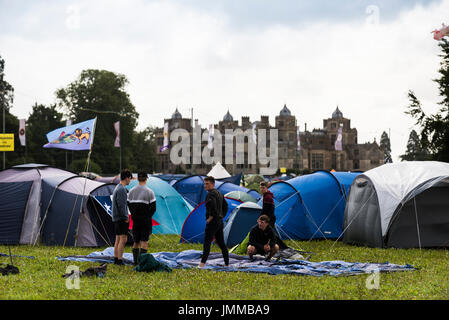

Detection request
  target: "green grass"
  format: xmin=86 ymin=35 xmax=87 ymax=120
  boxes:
xmin=0 ymin=235 xmax=448 ymax=300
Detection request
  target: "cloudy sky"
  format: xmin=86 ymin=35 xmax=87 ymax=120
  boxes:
xmin=1 ymin=0 xmax=448 ymax=161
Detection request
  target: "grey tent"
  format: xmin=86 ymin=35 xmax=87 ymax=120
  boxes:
xmin=343 ymin=161 xmax=449 ymax=248
xmin=0 ymin=164 xmax=115 ymax=246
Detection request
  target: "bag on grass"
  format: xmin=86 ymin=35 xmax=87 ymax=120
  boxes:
xmin=0 ymin=264 xmax=19 ymax=276
xmin=134 ymin=253 xmax=172 ymax=273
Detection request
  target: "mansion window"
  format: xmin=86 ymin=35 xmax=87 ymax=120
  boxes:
xmin=311 ymin=153 xmax=324 ymax=170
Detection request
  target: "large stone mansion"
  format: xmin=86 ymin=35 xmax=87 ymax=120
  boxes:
xmin=154 ymin=105 xmax=384 ymax=175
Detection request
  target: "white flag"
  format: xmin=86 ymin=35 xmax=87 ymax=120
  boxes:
xmin=335 ymin=125 xmax=343 ymax=151
xmin=296 ymin=127 xmax=301 ymax=151
xmin=160 ymin=122 xmax=169 ymax=152
xmin=207 ymin=124 xmax=214 ymax=150
xmin=19 ymin=119 xmax=26 ymax=146
xmin=252 ymin=123 xmax=257 ymax=145
xmin=114 ymin=121 xmax=120 ymax=147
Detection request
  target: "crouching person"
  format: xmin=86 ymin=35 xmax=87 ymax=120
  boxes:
xmin=247 ymin=215 xmax=279 ymax=261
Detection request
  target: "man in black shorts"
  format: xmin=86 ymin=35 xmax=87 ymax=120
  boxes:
xmin=128 ymin=171 xmax=156 ymax=265
xmin=112 ymin=169 xmax=132 ymax=265
xmin=247 ymin=215 xmax=279 ymax=261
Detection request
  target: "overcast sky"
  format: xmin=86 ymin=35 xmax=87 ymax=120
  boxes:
xmin=1 ymin=0 xmax=448 ymax=161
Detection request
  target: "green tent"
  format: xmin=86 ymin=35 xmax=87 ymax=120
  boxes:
xmin=224 ymin=191 xmax=258 ymax=203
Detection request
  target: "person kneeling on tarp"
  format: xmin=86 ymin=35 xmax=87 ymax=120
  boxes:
xmin=247 ymin=215 xmax=279 ymax=261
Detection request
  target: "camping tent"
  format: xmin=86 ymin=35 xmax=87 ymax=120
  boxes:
xmin=223 ymin=202 xmax=262 ymax=247
xmin=263 ymin=170 xmax=360 ymax=241
xmin=224 ymin=191 xmax=258 ymax=203
xmin=91 ymin=176 xmax=193 ymax=237
xmin=207 ymin=162 xmax=231 ymax=179
xmin=0 ymin=164 xmax=114 ymax=246
xmin=172 ymin=175 xmax=261 ymax=207
xmin=180 ymin=197 xmax=243 ymax=243
xmin=127 ymin=177 xmax=193 ymax=235
xmin=343 ymin=161 xmax=449 ymax=248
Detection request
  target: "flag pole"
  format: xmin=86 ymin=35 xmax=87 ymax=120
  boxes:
xmin=119 ymin=122 xmax=122 ymax=172
xmin=71 ymin=117 xmax=97 ymax=247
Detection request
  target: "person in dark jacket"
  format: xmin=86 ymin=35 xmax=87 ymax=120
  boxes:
xmin=199 ymin=176 xmax=229 ymax=268
xmin=260 ymin=181 xmax=276 ymax=227
xmin=112 ymin=169 xmax=132 ymax=265
xmin=247 ymin=215 xmax=279 ymax=261
xmin=128 ymin=172 xmax=156 ymax=265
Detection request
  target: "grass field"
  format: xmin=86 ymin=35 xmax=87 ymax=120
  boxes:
xmin=0 ymin=235 xmax=448 ymax=300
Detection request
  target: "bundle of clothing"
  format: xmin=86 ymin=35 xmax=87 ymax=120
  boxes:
xmin=0 ymin=264 xmax=19 ymax=276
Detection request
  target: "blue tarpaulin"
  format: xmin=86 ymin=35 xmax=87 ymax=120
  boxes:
xmin=57 ymin=247 xmax=415 ymax=276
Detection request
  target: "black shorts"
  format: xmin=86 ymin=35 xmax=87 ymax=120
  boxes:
xmin=248 ymin=243 xmax=267 ymax=255
xmin=114 ymin=220 xmax=129 ymax=236
xmin=132 ymin=219 xmax=152 ymax=243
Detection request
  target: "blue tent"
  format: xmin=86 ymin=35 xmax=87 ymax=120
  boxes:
xmin=261 ymin=171 xmax=360 ymax=241
xmin=126 ymin=177 xmax=193 ymax=235
xmin=172 ymin=175 xmax=261 ymax=208
xmin=223 ymin=202 xmax=262 ymax=247
xmin=180 ymin=197 xmax=243 ymax=243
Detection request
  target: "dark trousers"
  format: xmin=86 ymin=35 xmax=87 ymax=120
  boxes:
xmin=201 ymin=219 xmax=229 ymax=265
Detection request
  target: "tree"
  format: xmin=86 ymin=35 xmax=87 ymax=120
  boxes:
xmin=0 ymin=55 xmax=14 ymax=113
xmin=131 ymin=126 xmax=159 ymax=173
xmin=56 ymin=69 xmax=139 ymax=174
xmin=400 ymin=129 xmax=431 ymax=161
xmin=406 ymin=39 xmax=449 ymax=162
xmin=0 ymin=54 xmax=22 ymax=168
xmin=380 ymin=131 xmax=392 ymax=163
xmin=26 ymin=103 xmax=65 ymax=167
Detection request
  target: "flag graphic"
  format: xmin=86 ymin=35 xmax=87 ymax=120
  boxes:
xmin=207 ymin=124 xmax=214 ymax=150
xmin=296 ymin=126 xmax=301 ymax=151
xmin=252 ymin=123 xmax=257 ymax=145
xmin=114 ymin=121 xmax=120 ymax=147
xmin=19 ymin=119 xmax=26 ymax=146
xmin=43 ymin=118 xmax=96 ymax=151
xmin=160 ymin=122 xmax=169 ymax=152
xmin=334 ymin=125 xmax=343 ymax=151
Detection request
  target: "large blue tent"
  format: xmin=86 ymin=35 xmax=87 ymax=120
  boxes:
xmin=172 ymin=175 xmax=260 ymax=208
xmin=261 ymin=171 xmax=360 ymax=241
xmin=180 ymin=197 xmax=243 ymax=243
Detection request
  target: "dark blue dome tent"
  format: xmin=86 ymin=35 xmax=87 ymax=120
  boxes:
xmin=262 ymin=171 xmax=360 ymax=241
xmin=223 ymin=202 xmax=262 ymax=247
xmin=180 ymin=197 xmax=243 ymax=243
xmin=0 ymin=164 xmax=116 ymax=246
xmin=172 ymin=175 xmax=261 ymax=208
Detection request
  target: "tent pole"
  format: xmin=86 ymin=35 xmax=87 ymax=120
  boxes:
xmin=414 ymin=197 xmax=422 ymax=250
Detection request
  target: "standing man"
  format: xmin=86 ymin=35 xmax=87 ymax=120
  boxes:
xmin=259 ymin=181 xmax=276 ymax=228
xmin=112 ymin=169 xmax=132 ymax=265
xmin=247 ymin=215 xmax=279 ymax=261
xmin=199 ymin=176 xmax=229 ymax=268
xmin=128 ymin=171 xmax=156 ymax=265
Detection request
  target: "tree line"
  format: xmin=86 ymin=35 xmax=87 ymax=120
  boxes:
xmin=0 ymin=60 xmax=158 ymax=174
